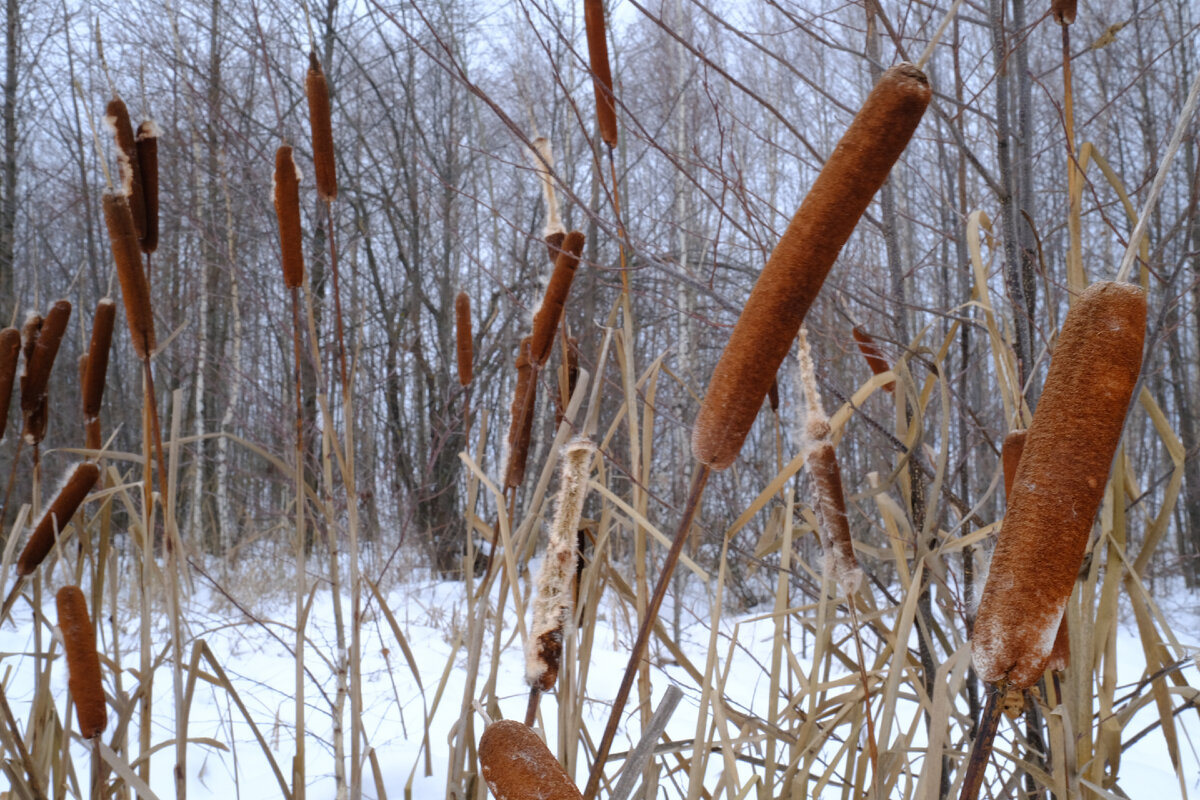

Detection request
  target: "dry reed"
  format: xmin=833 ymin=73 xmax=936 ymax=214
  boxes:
xmin=21 ymin=300 xmax=71 ymax=445
xmin=691 ymin=64 xmax=930 ymax=470
xmin=83 ymin=299 xmax=116 ymax=451
xmin=306 ymin=52 xmax=338 ymax=202
xmin=17 ymin=462 xmax=101 ymax=576
xmin=273 ymin=146 xmax=305 ymax=289
xmin=455 ymin=291 xmax=473 ymax=386
xmin=136 ymin=120 xmax=160 ymax=254
xmin=103 ymin=192 xmax=156 ymax=358
xmin=104 ymin=98 xmax=146 ymax=241
xmin=583 ymin=0 xmax=618 ymax=147
xmin=972 ymin=281 xmax=1145 ymax=690
xmin=479 ymin=720 xmax=582 ymax=800
xmin=56 ymin=585 xmax=107 ymax=739
xmin=529 ymin=231 xmax=585 ymax=367
xmin=504 ymin=337 xmax=536 ymax=489
xmin=851 ymin=326 xmax=895 ymax=393
xmin=0 ymin=327 xmax=20 ymax=440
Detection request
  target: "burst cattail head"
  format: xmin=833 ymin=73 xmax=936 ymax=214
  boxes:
xmin=807 ymin=441 xmax=862 ymax=597
xmin=0 ymin=327 xmax=20 ymax=440
xmin=1051 ymin=0 xmax=1076 ymax=25
xmin=273 ymin=146 xmax=305 ymax=289
xmin=479 ymin=720 xmax=583 ymax=800
xmin=531 ymin=137 xmax=565 ymax=241
xmin=17 ymin=462 xmax=101 ymax=576
xmin=691 ymin=64 xmax=930 ymax=470
xmin=972 ymin=282 xmax=1145 ymax=690
xmin=136 ymin=120 xmax=160 ymax=254
xmin=526 ymin=438 xmax=595 ymax=692
xmin=1000 ymin=428 xmax=1027 ymax=501
xmin=505 ymin=337 xmax=536 ymax=489
xmin=21 ymin=300 xmax=71 ymax=445
xmin=455 ymin=291 xmax=473 ymax=386
xmin=20 ymin=312 xmax=41 ymax=370
xmin=103 ymin=192 xmax=156 ymax=359
xmin=56 ymin=586 xmax=107 ymax=739
xmin=583 ymin=0 xmax=618 ymax=147
xmin=529 ymin=231 xmax=585 ymax=367
xmin=83 ymin=299 xmax=116 ymax=432
xmin=852 ymin=326 xmax=895 ymax=393
xmin=104 ymin=98 xmax=146 ymax=241
xmin=306 ymin=52 xmax=338 ymax=202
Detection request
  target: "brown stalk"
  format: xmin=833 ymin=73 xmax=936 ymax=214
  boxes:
xmin=16 ymin=461 xmax=100 ymax=576
xmin=851 ymin=326 xmax=895 ymax=393
xmin=273 ymin=145 xmax=305 ymax=289
xmin=455 ymin=291 xmax=473 ymax=387
xmin=529 ymin=231 xmax=585 ymax=367
xmin=56 ymin=586 xmax=107 ymax=739
xmin=0 ymin=327 xmax=21 ymax=441
xmin=691 ymin=64 xmax=930 ymax=470
xmin=306 ymin=52 xmax=338 ymax=202
xmin=21 ymin=300 xmax=71 ymax=446
xmin=479 ymin=720 xmax=582 ymax=800
xmin=583 ymin=0 xmax=618 ymax=147
xmin=136 ymin=121 xmax=160 ymax=254
xmin=104 ymin=98 xmax=146 ymax=241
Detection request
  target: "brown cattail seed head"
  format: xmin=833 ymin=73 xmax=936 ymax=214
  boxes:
xmin=505 ymin=338 xmax=536 ymax=489
xmin=1052 ymin=0 xmax=1076 ymax=25
xmin=0 ymin=327 xmax=20 ymax=440
xmin=103 ymin=192 xmax=156 ymax=359
xmin=20 ymin=313 xmax=41 ymax=365
xmin=972 ymin=282 xmax=1145 ymax=690
xmin=529 ymin=231 xmax=585 ymax=367
xmin=692 ymin=65 xmax=930 ymax=470
xmin=807 ymin=442 xmax=862 ymax=597
xmin=56 ymin=586 xmax=107 ymax=739
xmin=274 ymin=146 xmax=305 ymax=289
xmin=455 ymin=291 xmax=473 ymax=386
xmin=21 ymin=299 xmax=71 ymax=446
xmin=17 ymin=462 xmax=101 ymax=576
xmin=136 ymin=121 xmax=160 ymax=253
xmin=479 ymin=720 xmax=583 ymax=800
xmin=583 ymin=0 xmax=618 ymax=147
xmin=1045 ymin=616 xmax=1070 ymax=673
xmin=852 ymin=326 xmax=895 ymax=393
xmin=306 ymin=52 xmax=338 ymax=202
xmin=1001 ymin=428 xmax=1027 ymax=501
xmin=544 ymin=230 xmax=566 ymax=266
xmin=83 ymin=299 xmax=116 ymax=424
xmin=104 ymin=98 xmax=146 ymax=241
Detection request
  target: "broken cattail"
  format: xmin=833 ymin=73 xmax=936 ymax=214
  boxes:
xmin=104 ymin=98 xmax=146 ymax=241
xmin=691 ymin=64 xmax=930 ymax=470
xmin=83 ymin=299 xmax=116 ymax=451
xmin=806 ymin=440 xmax=862 ymax=597
xmin=504 ymin=337 xmax=536 ymax=489
xmin=273 ymin=146 xmax=305 ymax=289
xmin=972 ymin=282 xmax=1145 ymax=690
xmin=1051 ymin=0 xmax=1076 ymax=25
xmin=0 ymin=327 xmax=21 ymax=440
xmin=306 ymin=52 xmax=337 ymax=202
xmin=526 ymin=438 xmax=595 ymax=692
xmin=529 ymin=231 xmax=585 ymax=367
xmin=1000 ymin=428 xmax=1027 ymax=500
xmin=17 ymin=462 xmax=101 ymax=576
xmin=103 ymin=192 xmax=156 ymax=359
xmin=852 ymin=326 xmax=895 ymax=393
xmin=56 ymin=586 xmax=107 ymax=739
xmin=21 ymin=300 xmax=71 ymax=446
xmin=479 ymin=720 xmax=583 ymax=800
xmin=136 ymin=121 xmax=160 ymax=254
xmin=583 ymin=0 xmax=618 ymax=147
xmin=455 ymin=291 xmax=473 ymax=386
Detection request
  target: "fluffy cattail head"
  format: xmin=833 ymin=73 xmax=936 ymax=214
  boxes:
xmin=20 ymin=312 xmax=41 ymax=365
xmin=691 ymin=64 xmax=930 ymax=470
xmin=103 ymin=192 xmax=156 ymax=359
xmin=505 ymin=337 xmax=537 ymax=489
xmin=136 ymin=121 xmax=160 ymax=253
xmin=455 ymin=291 xmax=473 ymax=386
xmin=0 ymin=327 xmax=20 ymax=440
xmin=851 ymin=326 xmax=895 ymax=393
xmin=583 ymin=0 xmax=618 ymax=147
xmin=306 ymin=52 xmax=338 ymax=202
xmin=21 ymin=300 xmax=71 ymax=446
xmin=972 ymin=282 xmax=1145 ymax=690
xmin=531 ymin=137 xmax=565 ymax=241
xmin=17 ymin=462 xmax=101 ymax=576
xmin=529 ymin=231 xmax=585 ymax=367
xmin=479 ymin=720 xmax=583 ymax=800
xmin=1051 ymin=0 xmax=1076 ymax=25
xmin=273 ymin=146 xmax=305 ymax=289
xmin=83 ymin=299 xmax=116 ymax=422
xmin=104 ymin=98 xmax=146 ymax=241
xmin=56 ymin=586 xmax=107 ymax=739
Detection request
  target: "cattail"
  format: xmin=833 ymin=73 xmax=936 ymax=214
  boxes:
xmin=21 ymin=300 xmax=71 ymax=445
xmin=852 ymin=326 xmax=895 ymax=393
xmin=55 ymin=586 xmax=107 ymax=739
xmin=136 ymin=121 xmax=160 ymax=254
xmin=455 ymin=291 xmax=473 ymax=386
xmin=0 ymin=327 xmax=21 ymax=440
xmin=544 ymin=231 xmax=566 ymax=266
xmin=1000 ymin=428 xmax=1027 ymax=500
xmin=83 ymin=299 xmax=116 ymax=451
xmin=583 ymin=0 xmax=618 ymax=147
xmin=273 ymin=146 xmax=305 ymax=289
xmin=1052 ymin=0 xmax=1076 ymax=25
xmin=806 ymin=440 xmax=862 ymax=597
xmin=17 ymin=462 xmax=101 ymax=576
xmin=691 ymin=64 xmax=930 ymax=470
xmin=306 ymin=52 xmax=337 ymax=202
xmin=526 ymin=438 xmax=595 ymax=692
xmin=531 ymin=137 xmax=565 ymax=243
xmin=103 ymin=192 xmax=156 ymax=359
xmin=20 ymin=312 xmax=41 ymax=366
xmin=505 ymin=338 xmax=536 ymax=489
xmin=529 ymin=231 xmax=585 ymax=367
xmin=104 ymin=98 xmax=146 ymax=241
xmin=478 ymin=720 xmax=582 ymax=800
xmin=972 ymin=282 xmax=1145 ymax=690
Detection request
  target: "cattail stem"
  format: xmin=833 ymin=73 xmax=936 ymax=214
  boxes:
xmin=583 ymin=465 xmax=709 ymax=800
xmin=958 ymin=685 xmax=1004 ymax=800
xmin=290 ymin=287 xmax=307 ymax=794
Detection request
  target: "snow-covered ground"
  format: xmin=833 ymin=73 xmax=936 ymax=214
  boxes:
xmin=1 ymin=563 xmax=1196 ymax=798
